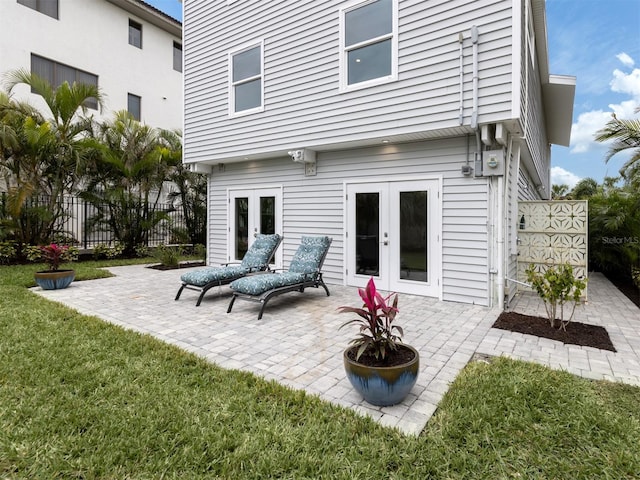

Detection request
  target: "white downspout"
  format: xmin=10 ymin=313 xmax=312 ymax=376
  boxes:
xmin=471 ymin=25 xmax=483 ymax=177
xmin=496 ymin=138 xmax=513 ymax=308
xmin=470 ymin=26 xmax=479 ymax=130
xmin=458 ymin=33 xmax=464 ymax=125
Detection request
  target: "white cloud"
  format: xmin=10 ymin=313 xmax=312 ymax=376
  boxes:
xmin=570 ymin=109 xmax=612 ymax=153
xmin=551 ymin=166 xmax=581 ymax=188
xmin=610 ymin=68 xmax=640 ymax=99
xmin=570 ymin=57 xmax=640 ymax=154
xmin=616 ymin=52 xmax=635 ymax=68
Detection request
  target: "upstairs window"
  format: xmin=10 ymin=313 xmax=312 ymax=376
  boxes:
xmin=341 ymin=0 xmax=397 ymax=90
xmin=31 ymin=54 xmax=98 ymax=109
xmin=17 ymin=0 xmax=58 ymax=19
xmin=129 ymin=19 xmax=142 ymax=48
xmin=128 ymin=93 xmax=141 ymax=121
xmin=173 ymin=42 xmax=182 ymax=72
xmin=526 ymin=2 xmax=536 ymax=70
xmin=229 ymin=43 xmax=263 ymax=115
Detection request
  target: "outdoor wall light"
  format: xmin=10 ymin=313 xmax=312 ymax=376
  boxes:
xmin=288 ymin=149 xmax=316 ymax=164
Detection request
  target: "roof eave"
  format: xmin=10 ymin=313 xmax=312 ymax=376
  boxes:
xmin=106 ymin=0 xmax=182 ymax=38
xmin=543 ymin=75 xmax=576 ymax=147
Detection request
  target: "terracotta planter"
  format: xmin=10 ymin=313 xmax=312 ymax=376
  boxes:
xmin=343 ymin=344 xmax=420 ymax=406
xmin=34 ymin=269 xmax=75 ymax=290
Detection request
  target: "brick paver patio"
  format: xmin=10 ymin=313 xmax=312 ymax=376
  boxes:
xmin=35 ymin=267 xmax=640 ymax=435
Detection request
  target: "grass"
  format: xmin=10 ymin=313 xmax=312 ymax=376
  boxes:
xmin=1 ymin=264 xmax=639 ymax=478
xmin=3 ymin=255 xmax=191 ymax=288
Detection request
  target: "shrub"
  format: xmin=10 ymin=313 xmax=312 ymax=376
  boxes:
xmin=134 ymin=244 xmax=150 ymax=258
xmin=92 ymin=243 xmax=125 ymax=260
xmin=194 ymin=243 xmax=206 ymax=261
xmin=153 ymin=244 xmax=182 ymax=267
xmin=525 ymin=263 xmax=587 ymax=330
xmin=0 ymin=242 xmax=17 ymax=264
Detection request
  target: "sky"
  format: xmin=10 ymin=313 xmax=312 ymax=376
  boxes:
xmin=147 ymin=0 xmax=640 ymax=188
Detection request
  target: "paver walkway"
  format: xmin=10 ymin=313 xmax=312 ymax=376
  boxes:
xmin=35 ymin=267 xmax=640 ymax=435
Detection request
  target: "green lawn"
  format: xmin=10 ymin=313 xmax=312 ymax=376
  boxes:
xmin=1 ymin=262 xmax=639 ymax=479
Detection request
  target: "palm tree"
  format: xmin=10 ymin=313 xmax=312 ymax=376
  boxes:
xmin=570 ymin=177 xmax=599 ymax=199
xmin=161 ymin=129 xmax=207 ymax=246
xmin=551 ymin=184 xmax=569 ymax=199
xmin=595 ymin=109 xmax=640 ymax=178
xmin=81 ymin=111 xmax=171 ymax=256
xmin=1 ymin=70 xmax=103 ymax=246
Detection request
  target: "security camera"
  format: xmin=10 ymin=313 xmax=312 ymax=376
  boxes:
xmin=288 ymin=150 xmax=304 ymax=162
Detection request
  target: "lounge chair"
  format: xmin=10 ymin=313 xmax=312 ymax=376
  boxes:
xmin=227 ymin=235 xmax=332 ymax=319
xmin=175 ymin=233 xmax=282 ymax=306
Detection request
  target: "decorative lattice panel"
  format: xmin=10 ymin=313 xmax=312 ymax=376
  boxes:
xmin=517 ymin=201 xmax=588 ymax=292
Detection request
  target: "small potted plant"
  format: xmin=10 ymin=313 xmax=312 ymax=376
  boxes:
xmin=29 ymin=243 xmax=78 ymax=290
xmin=339 ymin=277 xmax=419 ymax=406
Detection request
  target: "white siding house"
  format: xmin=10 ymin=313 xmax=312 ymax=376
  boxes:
xmin=183 ymin=0 xmax=575 ymax=308
xmin=0 ymin=0 xmax=183 ymax=130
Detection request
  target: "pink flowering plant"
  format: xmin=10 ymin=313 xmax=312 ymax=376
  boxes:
xmin=27 ymin=243 xmax=78 ymax=271
xmin=339 ymin=277 xmax=403 ymax=361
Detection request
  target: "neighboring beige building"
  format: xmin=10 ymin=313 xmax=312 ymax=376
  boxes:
xmin=0 ymin=0 xmax=183 ymax=130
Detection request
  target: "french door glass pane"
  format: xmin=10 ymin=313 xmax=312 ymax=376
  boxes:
xmin=399 ymin=191 xmax=428 ymax=281
xmin=355 ymin=192 xmax=379 ymax=275
xmin=235 ymin=197 xmax=249 ymax=259
xmin=260 ymin=196 xmax=275 ymax=235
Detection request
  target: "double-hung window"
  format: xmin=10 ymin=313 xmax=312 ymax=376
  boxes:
xmin=229 ymin=42 xmax=263 ymax=115
xmin=128 ymin=93 xmax=141 ymax=121
xmin=340 ymin=0 xmax=397 ymax=91
xmin=17 ymin=0 xmax=58 ymax=19
xmin=129 ymin=19 xmax=142 ymax=48
xmin=173 ymin=42 xmax=182 ymax=72
xmin=31 ymin=54 xmax=98 ymax=109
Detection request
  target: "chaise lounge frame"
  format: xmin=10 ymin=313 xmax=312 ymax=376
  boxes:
xmin=175 ymin=234 xmax=282 ymax=306
xmin=227 ymin=236 xmax=332 ymax=320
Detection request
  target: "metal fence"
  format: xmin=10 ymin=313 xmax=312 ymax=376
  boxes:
xmin=0 ymin=192 xmax=190 ymax=249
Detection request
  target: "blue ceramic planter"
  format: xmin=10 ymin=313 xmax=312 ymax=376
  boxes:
xmin=343 ymin=345 xmax=420 ymax=406
xmin=34 ymin=270 xmax=75 ymax=290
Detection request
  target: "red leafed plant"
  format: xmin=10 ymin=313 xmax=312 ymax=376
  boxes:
xmin=34 ymin=243 xmax=77 ymax=271
xmin=339 ymin=277 xmax=403 ymax=361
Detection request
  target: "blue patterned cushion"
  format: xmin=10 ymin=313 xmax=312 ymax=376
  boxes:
xmin=288 ymin=236 xmax=331 ymax=274
xmin=240 ymin=234 xmax=281 ymax=269
xmin=180 ymin=265 xmax=249 ymax=287
xmin=230 ymin=272 xmax=307 ymax=296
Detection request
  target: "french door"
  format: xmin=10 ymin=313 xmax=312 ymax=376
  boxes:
xmin=346 ymin=180 xmax=441 ymax=297
xmin=228 ymin=187 xmax=282 ymax=267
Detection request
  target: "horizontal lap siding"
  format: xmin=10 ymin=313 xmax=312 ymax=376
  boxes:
xmin=517 ymin=167 xmax=541 ymax=201
xmin=184 ymin=0 xmax=514 ymax=162
xmin=208 ymin=137 xmax=489 ymax=305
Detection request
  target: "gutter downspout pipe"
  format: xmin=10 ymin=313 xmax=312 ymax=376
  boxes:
xmin=458 ymin=33 xmax=464 ymax=125
xmin=471 ymin=25 xmax=483 ymax=177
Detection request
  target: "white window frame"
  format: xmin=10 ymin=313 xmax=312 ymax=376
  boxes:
xmin=228 ymin=40 xmax=264 ymax=117
xmin=339 ymin=0 xmax=398 ymax=93
xmin=525 ymin=0 xmax=536 ymax=70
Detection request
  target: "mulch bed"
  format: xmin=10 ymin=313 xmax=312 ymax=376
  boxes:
xmin=493 ymin=311 xmax=616 ymax=352
xmin=147 ymin=261 xmax=205 ymax=271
